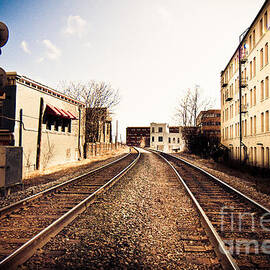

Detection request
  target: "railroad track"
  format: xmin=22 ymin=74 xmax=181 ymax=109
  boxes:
xmin=154 ymin=150 xmax=270 ymax=270
xmin=0 ymin=148 xmax=140 ymax=269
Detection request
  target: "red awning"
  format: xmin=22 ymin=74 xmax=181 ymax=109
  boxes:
xmin=46 ymin=104 xmax=62 ymax=116
xmin=45 ymin=104 xmax=77 ymax=120
xmin=53 ymin=107 xmax=71 ymax=119
xmin=66 ymin=111 xmax=77 ymax=120
xmin=60 ymin=109 xmax=71 ymax=119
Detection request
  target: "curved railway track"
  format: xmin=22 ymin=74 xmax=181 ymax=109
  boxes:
xmin=0 ymin=149 xmax=140 ymax=270
xmin=155 ymin=151 xmax=270 ymax=270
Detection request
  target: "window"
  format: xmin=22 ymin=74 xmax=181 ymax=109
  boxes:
xmin=250 ymin=89 xmax=253 ymax=107
xmin=253 ymin=57 xmax=256 ymax=77
xmin=152 ymin=136 xmax=154 ymax=142
xmin=260 ymin=48 xmax=264 ymax=69
xmin=264 ymin=11 xmax=268 ymax=32
xmin=266 ymin=111 xmax=269 ymax=132
xmin=250 ymin=117 xmax=253 ymax=135
xmin=158 ymin=136 xmax=163 ymax=142
xmin=266 ymin=77 xmax=269 ymax=98
xmin=152 ymin=127 xmax=155 ymax=133
xmin=254 ymin=116 xmax=257 ymax=134
xmin=250 ymin=61 xmax=252 ymax=79
xmin=265 ymin=43 xmax=269 ymax=65
xmin=266 ymin=147 xmax=270 ymax=168
xmin=168 ymin=137 xmax=171 ymax=143
xmin=261 ymin=80 xmax=264 ymax=101
xmin=250 ymin=147 xmax=253 ymax=165
xmin=61 ymin=120 xmax=66 ymax=132
xmin=177 ymin=138 xmax=180 ymax=143
xmin=158 ymin=127 xmax=163 ymax=132
xmin=260 ymin=18 xmax=263 ymax=37
xmin=173 ymin=137 xmax=175 ymax=143
xmin=261 ymin=112 xmax=264 ymax=132
xmin=253 ymin=29 xmax=256 ymax=47
xmin=56 ymin=119 xmax=70 ymax=133
xmin=249 ymin=35 xmax=252 ymax=51
xmin=54 ymin=119 xmax=60 ymax=131
xmin=254 ymin=86 xmax=257 ymax=105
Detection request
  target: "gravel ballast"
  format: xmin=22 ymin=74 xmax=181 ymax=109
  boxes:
xmin=173 ymin=153 xmax=270 ymax=210
xmin=0 ymin=148 xmax=128 ymax=209
xmin=22 ymin=151 xmax=221 ymax=269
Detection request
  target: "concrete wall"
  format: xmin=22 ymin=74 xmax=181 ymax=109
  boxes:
xmin=84 ymin=142 xmax=123 ymax=158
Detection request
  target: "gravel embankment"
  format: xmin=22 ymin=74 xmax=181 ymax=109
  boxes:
xmin=23 ymin=152 xmax=221 ymax=269
xmin=173 ymin=153 xmax=270 ymax=210
xmin=0 ymin=148 xmax=128 ymax=209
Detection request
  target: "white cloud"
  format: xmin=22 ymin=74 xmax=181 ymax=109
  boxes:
xmin=64 ymin=15 xmax=88 ymax=38
xmin=156 ymin=5 xmax=173 ymax=26
xmin=83 ymin=41 xmax=92 ymax=48
xmin=21 ymin=41 xmax=31 ymax=54
xmin=37 ymin=57 xmax=45 ymax=63
xmin=43 ymin=40 xmax=61 ymax=60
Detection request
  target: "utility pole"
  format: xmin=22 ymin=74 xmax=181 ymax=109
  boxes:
xmin=115 ymin=120 xmax=118 ymax=148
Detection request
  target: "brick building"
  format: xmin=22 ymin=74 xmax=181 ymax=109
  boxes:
xmin=126 ymin=127 xmax=150 ymax=147
xmin=196 ymin=109 xmax=221 ymax=138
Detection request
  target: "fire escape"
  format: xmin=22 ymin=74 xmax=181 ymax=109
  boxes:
xmin=239 ymin=45 xmax=249 ymax=163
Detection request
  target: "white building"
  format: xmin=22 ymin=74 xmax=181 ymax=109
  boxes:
xmin=150 ymin=123 xmax=185 ymax=153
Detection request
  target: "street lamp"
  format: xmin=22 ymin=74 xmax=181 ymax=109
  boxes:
xmin=238 ymin=27 xmax=249 ymax=164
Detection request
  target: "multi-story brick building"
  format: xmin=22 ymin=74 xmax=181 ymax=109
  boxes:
xmin=126 ymin=127 xmax=150 ymax=147
xmin=221 ymin=0 xmax=270 ymax=168
xmin=196 ymin=109 xmax=221 ymax=138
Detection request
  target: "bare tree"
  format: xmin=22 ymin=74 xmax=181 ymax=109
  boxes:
xmin=58 ymin=80 xmax=120 ymax=143
xmin=175 ymin=85 xmax=213 ymax=127
xmin=175 ymin=89 xmax=190 ymax=126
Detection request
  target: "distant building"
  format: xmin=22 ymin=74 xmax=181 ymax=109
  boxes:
xmin=85 ymin=107 xmax=112 ymax=143
xmin=150 ymin=123 xmax=185 ymax=153
xmin=126 ymin=127 xmax=150 ymax=147
xmin=221 ymin=1 xmax=270 ymax=167
xmin=196 ymin=109 xmax=221 ymax=138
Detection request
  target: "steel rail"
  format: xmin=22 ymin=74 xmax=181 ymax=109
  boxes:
xmin=0 ymin=149 xmax=141 ymax=270
xmin=164 ymin=152 xmax=270 ymax=215
xmin=152 ymin=150 xmax=239 ymax=270
xmin=0 ymin=152 xmax=131 ymax=218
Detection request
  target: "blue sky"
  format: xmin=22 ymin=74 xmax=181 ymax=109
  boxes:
xmin=0 ymin=0 xmax=266 ymax=141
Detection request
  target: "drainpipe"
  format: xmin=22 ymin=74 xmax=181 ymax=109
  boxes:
xmin=19 ymin=109 xmax=22 ymax=147
xmin=36 ymin=98 xmax=43 ymax=170
xmin=78 ymin=106 xmax=81 ymax=160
